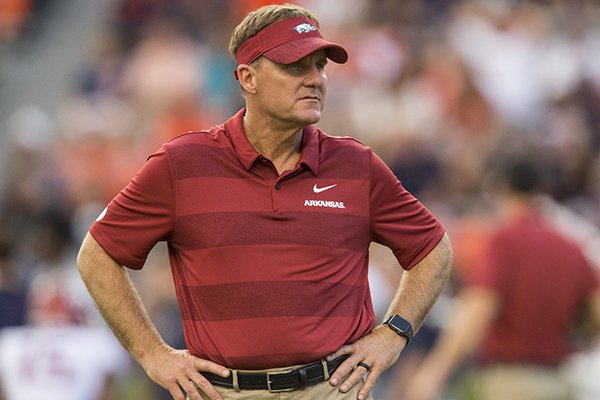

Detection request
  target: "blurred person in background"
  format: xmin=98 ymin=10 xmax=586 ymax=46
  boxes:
xmin=0 ymin=231 xmax=26 ymax=329
xmin=76 ymin=3 xmax=452 ymax=400
xmin=0 ymin=268 xmax=130 ymax=400
xmin=404 ymin=154 xmax=600 ymax=400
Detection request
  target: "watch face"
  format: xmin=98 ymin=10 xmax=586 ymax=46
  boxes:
xmin=390 ymin=315 xmax=412 ymax=333
xmin=387 ymin=315 xmax=414 ymax=339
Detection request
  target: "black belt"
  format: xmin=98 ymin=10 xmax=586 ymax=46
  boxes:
xmin=201 ymin=355 xmax=349 ymax=393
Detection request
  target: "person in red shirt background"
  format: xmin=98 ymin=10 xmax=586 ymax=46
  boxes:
xmin=405 ymin=154 xmax=600 ymax=400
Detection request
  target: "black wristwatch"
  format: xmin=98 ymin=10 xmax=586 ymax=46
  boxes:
xmin=383 ymin=314 xmax=414 ymax=344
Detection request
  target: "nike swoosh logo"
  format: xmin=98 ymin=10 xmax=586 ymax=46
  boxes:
xmin=313 ymin=184 xmax=337 ymax=193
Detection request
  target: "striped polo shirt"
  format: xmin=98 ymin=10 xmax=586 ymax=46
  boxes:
xmin=90 ymin=108 xmax=445 ymax=369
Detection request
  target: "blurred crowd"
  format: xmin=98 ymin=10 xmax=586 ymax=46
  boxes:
xmin=1 ymin=0 xmax=600 ymax=399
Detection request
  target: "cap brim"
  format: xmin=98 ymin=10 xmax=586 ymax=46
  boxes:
xmin=263 ymin=37 xmax=348 ymax=65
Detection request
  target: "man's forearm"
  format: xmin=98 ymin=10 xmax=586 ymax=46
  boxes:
xmin=77 ymin=233 xmax=230 ymax=400
xmin=77 ymin=233 xmax=166 ymax=364
xmin=385 ymin=233 xmax=453 ymax=330
xmin=326 ymin=234 xmax=453 ymax=400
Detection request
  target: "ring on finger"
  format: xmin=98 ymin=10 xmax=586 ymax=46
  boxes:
xmin=356 ymin=361 xmax=371 ymax=372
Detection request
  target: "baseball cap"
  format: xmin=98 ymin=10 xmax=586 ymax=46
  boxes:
xmin=234 ymin=16 xmax=348 ymax=79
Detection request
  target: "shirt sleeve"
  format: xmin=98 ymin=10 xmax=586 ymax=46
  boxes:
xmin=369 ymin=151 xmax=445 ymax=269
xmin=89 ymin=146 xmax=175 ymax=269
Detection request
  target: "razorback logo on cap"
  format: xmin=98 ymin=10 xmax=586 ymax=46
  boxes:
xmin=233 ymin=16 xmax=348 ymax=79
xmin=293 ymin=22 xmax=317 ymax=33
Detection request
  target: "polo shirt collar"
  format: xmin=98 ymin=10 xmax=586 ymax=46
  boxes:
xmin=299 ymin=124 xmax=319 ymax=175
xmin=225 ymin=108 xmax=320 ymax=175
xmin=225 ymin=109 xmax=259 ymax=170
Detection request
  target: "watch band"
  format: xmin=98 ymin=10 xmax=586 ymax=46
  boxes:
xmin=383 ymin=314 xmax=414 ymax=344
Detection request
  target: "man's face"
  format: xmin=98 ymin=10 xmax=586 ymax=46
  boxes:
xmin=253 ymin=50 xmax=328 ymax=128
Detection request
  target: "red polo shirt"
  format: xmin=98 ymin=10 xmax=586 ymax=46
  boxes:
xmin=90 ymin=109 xmax=445 ymax=369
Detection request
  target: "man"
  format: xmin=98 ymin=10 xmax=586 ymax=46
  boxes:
xmin=404 ymin=157 xmax=600 ymax=400
xmin=77 ymin=4 xmax=453 ymax=400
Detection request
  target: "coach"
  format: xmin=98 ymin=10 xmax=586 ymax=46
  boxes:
xmin=77 ymin=3 xmax=452 ymax=400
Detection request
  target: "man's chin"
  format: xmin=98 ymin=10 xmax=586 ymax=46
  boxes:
xmin=298 ymin=110 xmax=322 ymax=125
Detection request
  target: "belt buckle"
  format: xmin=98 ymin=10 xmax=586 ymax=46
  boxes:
xmin=266 ymin=369 xmax=295 ymax=393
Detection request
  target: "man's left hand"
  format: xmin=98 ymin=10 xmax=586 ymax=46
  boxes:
xmin=326 ymin=325 xmax=407 ymax=400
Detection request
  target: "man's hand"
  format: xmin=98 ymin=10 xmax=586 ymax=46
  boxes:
xmin=141 ymin=344 xmax=230 ymax=400
xmin=326 ymin=325 xmax=406 ymax=400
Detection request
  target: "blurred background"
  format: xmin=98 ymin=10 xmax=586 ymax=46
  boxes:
xmin=0 ymin=0 xmax=599 ymax=399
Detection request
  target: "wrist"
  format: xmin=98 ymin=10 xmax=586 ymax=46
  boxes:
xmin=383 ymin=314 xmax=414 ymax=345
xmin=135 ymin=338 xmax=170 ymax=367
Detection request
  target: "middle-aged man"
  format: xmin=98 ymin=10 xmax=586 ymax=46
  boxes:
xmin=77 ymin=3 xmax=453 ymax=400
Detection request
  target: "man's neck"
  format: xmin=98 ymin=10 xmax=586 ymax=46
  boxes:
xmin=242 ymin=110 xmax=304 ymax=174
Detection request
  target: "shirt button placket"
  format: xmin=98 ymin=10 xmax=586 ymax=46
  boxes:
xmin=272 ymin=181 xmax=282 ymax=213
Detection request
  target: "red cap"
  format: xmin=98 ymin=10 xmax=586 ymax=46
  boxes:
xmin=234 ymin=16 xmax=348 ymax=79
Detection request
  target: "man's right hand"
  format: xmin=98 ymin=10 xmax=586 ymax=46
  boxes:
xmin=78 ymin=234 xmax=230 ymax=399
xmin=141 ymin=344 xmax=230 ymax=400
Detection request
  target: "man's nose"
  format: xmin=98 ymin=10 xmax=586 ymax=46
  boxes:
xmin=304 ymin=65 xmax=326 ymax=85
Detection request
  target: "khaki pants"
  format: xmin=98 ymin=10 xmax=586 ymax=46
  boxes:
xmin=462 ymin=364 xmax=572 ymax=400
xmin=197 ymin=379 xmax=371 ymax=400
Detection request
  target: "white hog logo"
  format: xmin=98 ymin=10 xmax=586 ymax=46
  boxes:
xmin=293 ymin=23 xmax=317 ymax=33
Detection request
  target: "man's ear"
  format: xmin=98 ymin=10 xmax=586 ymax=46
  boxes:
xmin=237 ymin=64 xmax=257 ymax=95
